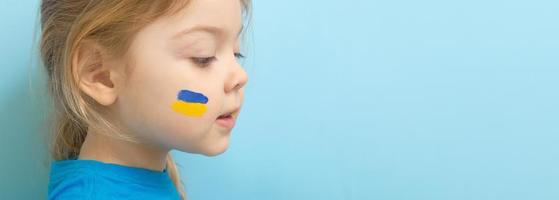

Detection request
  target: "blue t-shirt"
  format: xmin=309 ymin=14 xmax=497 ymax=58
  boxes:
xmin=48 ymin=159 xmax=181 ymax=200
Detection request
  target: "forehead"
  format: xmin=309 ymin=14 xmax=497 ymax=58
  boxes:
xmin=126 ymin=0 xmax=245 ymax=57
xmin=165 ymin=0 xmax=243 ymax=37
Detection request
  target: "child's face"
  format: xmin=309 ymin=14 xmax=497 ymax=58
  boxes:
xmin=114 ymin=0 xmax=248 ymax=156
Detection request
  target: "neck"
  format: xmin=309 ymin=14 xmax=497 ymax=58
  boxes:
xmin=78 ymin=128 xmax=170 ymax=172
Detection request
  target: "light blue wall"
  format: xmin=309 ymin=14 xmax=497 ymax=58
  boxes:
xmin=0 ymin=1 xmax=50 ymax=199
xmin=175 ymin=0 xmax=559 ymax=199
xmin=2 ymin=0 xmax=558 ymax=199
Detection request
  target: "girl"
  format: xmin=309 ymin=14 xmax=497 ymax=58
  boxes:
xmin=40 ymin=0 xmax=251 ymax=199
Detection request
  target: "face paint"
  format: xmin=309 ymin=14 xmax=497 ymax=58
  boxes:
xmin=171 ymin=89 xmax=209 ymax=117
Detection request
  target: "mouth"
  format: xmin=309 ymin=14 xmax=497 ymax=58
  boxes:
xmin=216 ymin=107 xmax=240 ymax=129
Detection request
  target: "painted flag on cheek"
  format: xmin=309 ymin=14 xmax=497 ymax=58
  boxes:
xmin=171 ymin=89 xmax=209 ymax=117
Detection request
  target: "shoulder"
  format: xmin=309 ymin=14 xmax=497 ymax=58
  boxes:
xmin=48 ymin=171 xmax=99 ymax=200
xmin=47 ymin=159 xmax=181 ymax=200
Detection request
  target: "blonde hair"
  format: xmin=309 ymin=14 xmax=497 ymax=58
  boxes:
xmin=39 ymin=0 xmax=251 ymax=199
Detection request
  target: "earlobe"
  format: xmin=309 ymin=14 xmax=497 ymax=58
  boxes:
xmin=73 ymin=41 xmax=120 ymax=106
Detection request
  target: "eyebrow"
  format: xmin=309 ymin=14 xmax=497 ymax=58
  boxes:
xmin=172 ymin=25 xmax=244 ymax=40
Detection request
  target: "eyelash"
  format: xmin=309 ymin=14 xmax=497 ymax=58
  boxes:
xmin=191 ymin=53 xmax=245 ymax=67
xmin=234 ymin=52 xmax=245 ymax=59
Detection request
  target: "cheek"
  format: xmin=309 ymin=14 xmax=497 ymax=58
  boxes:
xmin=116 ymin=66 xmax=223 ymax=151
xmin=166 ymin=89 xmax=224 ymax=131
xmin=117 ymin=41 xmax=225 ymax=150
xmin=140 ymin=89 xmax=224 ymax=152
xmin=171 ymin=89 xmax=209 ymax=117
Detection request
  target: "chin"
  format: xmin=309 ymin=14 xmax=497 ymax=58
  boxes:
xmin=199 ymin=139 xmax=230 ymax=156
xmin=201 ymin=146 xmax=229 ymax=156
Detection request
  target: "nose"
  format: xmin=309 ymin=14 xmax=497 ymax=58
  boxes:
xmin=224 ymin=61 xmax=248 ymax=93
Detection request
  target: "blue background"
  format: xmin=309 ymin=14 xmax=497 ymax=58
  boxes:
xmin=1 ymin=0 xmax=558 ymax=199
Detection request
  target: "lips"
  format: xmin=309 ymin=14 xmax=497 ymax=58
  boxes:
xmin=216 ymin=107 xmax=240 ymax=129
xmin=217 ymin=113 xmax=232 ymax=119
xmin=219 ymin=107 xmax=239 ymax=118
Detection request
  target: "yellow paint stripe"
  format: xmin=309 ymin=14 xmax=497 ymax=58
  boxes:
xmin=171 ymin=101 xmax=208 ymax=117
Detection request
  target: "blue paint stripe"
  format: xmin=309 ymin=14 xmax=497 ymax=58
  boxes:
xmin=177 ymin=89 xmax=208 ymax=104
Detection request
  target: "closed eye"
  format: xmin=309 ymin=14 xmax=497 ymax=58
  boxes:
xmin=191 ymin=56 xmax=216 ymax=67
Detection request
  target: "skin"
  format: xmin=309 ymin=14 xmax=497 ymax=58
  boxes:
xmin=75 ymin=0 xmax=248 ymax=171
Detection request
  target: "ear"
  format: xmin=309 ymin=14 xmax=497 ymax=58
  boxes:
xmin=72 ymin=40 xmax=122 ymax=106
